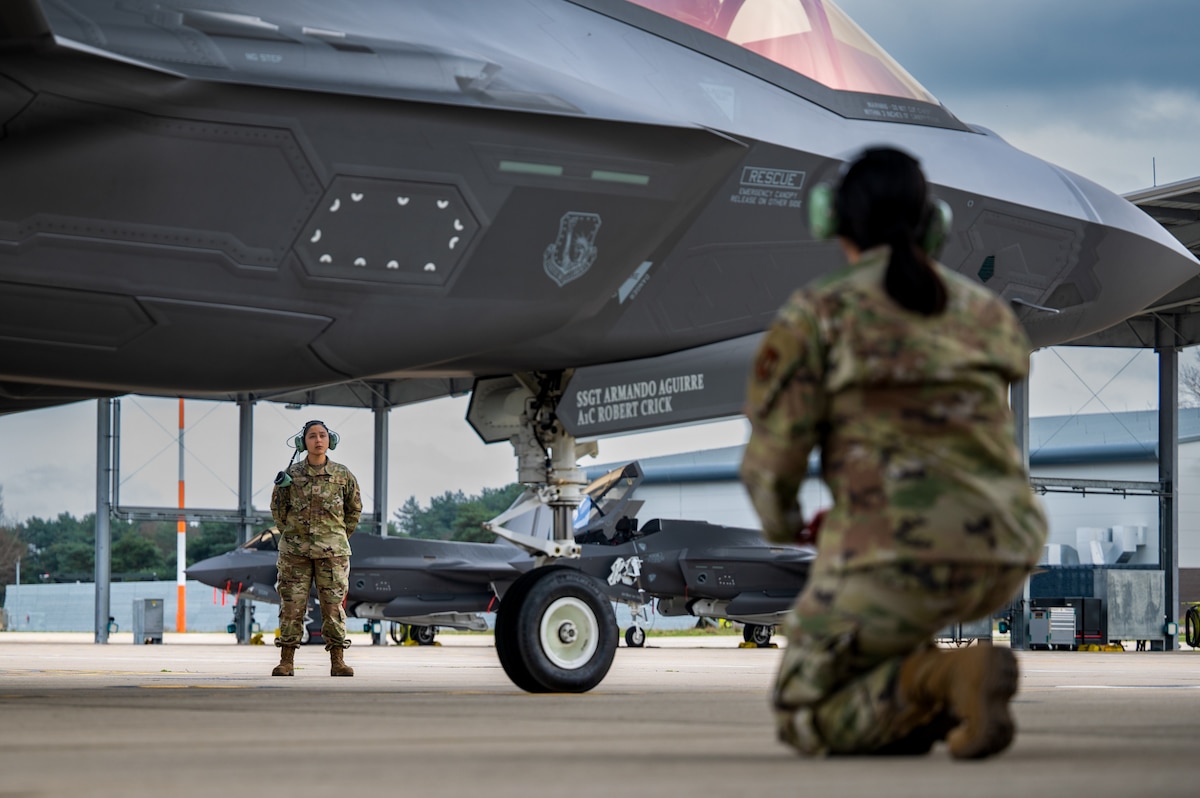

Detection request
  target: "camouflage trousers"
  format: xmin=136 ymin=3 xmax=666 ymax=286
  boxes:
xmin=275 ymin=551 xmax=351 ymax=651
xmin=774 ymin=561 xmax=1029 ymax=755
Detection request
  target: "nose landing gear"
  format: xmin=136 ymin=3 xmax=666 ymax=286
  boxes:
xmin=495 ymin=567 xmax=617 ymax=692
xmin=474 ymin=372 xmax=617 ymax=693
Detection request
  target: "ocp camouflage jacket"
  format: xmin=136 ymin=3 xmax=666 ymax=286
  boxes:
xmin=740 ymin=246 xmax=1048 ymax=570
xmin=270 ymin=459 xmax=362 ymax=558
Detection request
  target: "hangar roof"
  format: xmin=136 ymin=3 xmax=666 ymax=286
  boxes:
xmin=1127 ymin=177 xmax=1200 ymax=257
xmin=589 ymin=408 xmax=1200 ymax=483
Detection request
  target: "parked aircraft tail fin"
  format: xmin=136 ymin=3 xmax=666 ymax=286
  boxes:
xmin=0 ymin=1 xmax=51 ymax=44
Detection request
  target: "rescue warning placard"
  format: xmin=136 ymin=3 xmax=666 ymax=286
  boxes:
xmin=729 ymin=166 xmax=806 ymax=209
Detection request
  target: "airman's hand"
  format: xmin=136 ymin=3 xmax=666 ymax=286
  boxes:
xmin=796 ymin=509 xmax=827 ymax=546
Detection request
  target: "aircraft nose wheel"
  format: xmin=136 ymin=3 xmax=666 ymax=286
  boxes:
xmin=625 ymin=626 xmax=646 ymax=647
xmin=411 ymin=625 xmax=438 ymax=646
xmin=743 ymin=623 xmax=774 ymax=647
xmin=495 ymin=567 xmax=617 ymax=692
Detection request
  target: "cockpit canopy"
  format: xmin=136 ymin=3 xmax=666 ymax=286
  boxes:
xmin=628 ymin=0 xmax=936 ymax=104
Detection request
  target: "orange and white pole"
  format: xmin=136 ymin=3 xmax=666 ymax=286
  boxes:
xmin=176 ymin=398 xmax=187 ymax=633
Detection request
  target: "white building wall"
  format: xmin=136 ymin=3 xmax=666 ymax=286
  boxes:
xmin=1176 ymin=438 xmax=1200 ymax=570
xmin=1031 ymin=460 xmax=1159 ymax=565
xmin=633 ymin=481 xmax=756 ymax=528
xmin=1030 ymin=440 xmax=1200 ymax=569
xmin=632 ymin=478 xmax=831 ymax=531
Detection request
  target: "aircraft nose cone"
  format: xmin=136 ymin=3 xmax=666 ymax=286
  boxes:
xmin=185 ymin=554 xmax=235 ymax=589
xmin=1015 ymin=169 xmax=1199 ymax=348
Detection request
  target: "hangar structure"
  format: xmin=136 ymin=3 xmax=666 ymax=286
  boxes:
xmin=79 ymin=179 xmax=1200 ymax=649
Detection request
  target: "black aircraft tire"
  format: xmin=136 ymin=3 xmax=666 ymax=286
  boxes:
xmin=510 ymin=568 xmax=617 ymax=693
xmin=1186 ymin=606 xmax=1200 ymax=648
xmin=625 ymin=626 xmax=646 ymax=648
xmin=744 ymin=624 xmax=773 ymax=646
xmin=495 ymin=571 xmax=544 ymax=693
xmin=412 ymin=625 xmax=437 ymax=646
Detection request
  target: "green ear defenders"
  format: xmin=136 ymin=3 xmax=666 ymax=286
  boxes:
xmin=807 ymin=181 xmax=839 ymax=242
xmin=807 ymin=182 xmax=953 ymax=257
xmin=292 ymin=420 xmax=339 ymax=451
xmin=276 ymin=421 xmax=339 ymax=488
xmin=923 ymin=197 xmax=952 ymax=257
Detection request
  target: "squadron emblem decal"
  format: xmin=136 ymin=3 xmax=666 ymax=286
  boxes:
xmin=543 ymin=212 xmax=601 ymax=287
xmin=607 ymin=555 xmax=643 ymax=587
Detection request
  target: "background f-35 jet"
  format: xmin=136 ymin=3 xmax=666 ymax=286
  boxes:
xmin=187 ymin=464 xmax=815 ymax=649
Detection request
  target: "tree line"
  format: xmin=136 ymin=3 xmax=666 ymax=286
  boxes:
xmin=0 ymin=483 xmax=524 ymax=601
xmin=0 ymin=484 xmax=242 ymax=602
xmin=392 ymin=484 xmax=525 ymax=542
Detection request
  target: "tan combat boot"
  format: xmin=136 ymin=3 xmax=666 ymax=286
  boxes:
xmin=271 ymin=646 xmax=296 ymax=677
xmin=896 ymin=645 xmax=1019 ymax=760
xmin=330 ymin=647 xmax=354 ymax=677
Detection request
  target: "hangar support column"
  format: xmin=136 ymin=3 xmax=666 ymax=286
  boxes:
xmin=1158 ymin=319 xmax=1180 ymax=651
xmin=94 ymin=398 xmax=113 ymax=644
xmin=370 ymin=398 xmax=391 ymax=645
xmin=1010 ymin=377 xmax=1030 ymax=651
xmin=373 ymin=399 xmax=389 ymax=538
xmin=234 ymin=397 xmax=255 ymax=644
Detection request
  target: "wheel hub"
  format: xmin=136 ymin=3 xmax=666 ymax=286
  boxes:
xmin=539 ymin=596 xmax=598 ymax=670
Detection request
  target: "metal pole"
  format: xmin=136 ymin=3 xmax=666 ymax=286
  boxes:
xmin=176 ymin=398 xmax=187 ymax=633
xmin=1158 ymin=329 xmax=1179 ymax=651
xmin=113 ymin=399 xmax=121 ymax=512
xmin=235 ymin=396 xmax=255 ymax=644
xmin=94 ymin=398 xmax=112 ymax=644
xmin=372 ymin=397 xmax=390 ymax=645
xmin=1008 ymin=376 xmax=1031 ymax=651
xmin=373 ymin=400 xmax=389 ymax=537
xmin=1011 ymin=376 xmax=1030 ymax=469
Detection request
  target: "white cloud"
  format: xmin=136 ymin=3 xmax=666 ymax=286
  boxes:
xmin=949 ymin=84 xmax=1200 ymax=193
xmin=1030 ymin=348 xmax=1164 ymax=418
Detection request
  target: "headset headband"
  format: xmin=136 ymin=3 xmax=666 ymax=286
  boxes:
xmin=293 ymin=420 xmax=339 ymax=451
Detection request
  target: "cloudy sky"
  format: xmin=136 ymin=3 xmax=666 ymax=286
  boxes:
xmin=2 ymin=0 xmax=1199 ymax=524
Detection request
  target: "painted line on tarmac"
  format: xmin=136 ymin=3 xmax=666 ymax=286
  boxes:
xmin=1056 ymin=684 xmax=1200 ymax=689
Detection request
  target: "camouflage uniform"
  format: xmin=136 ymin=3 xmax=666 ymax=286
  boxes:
xmin=740 ymin=246 xmax=1048 ymax=755
xmin=270 ymin=459 xmax=362 ymax=650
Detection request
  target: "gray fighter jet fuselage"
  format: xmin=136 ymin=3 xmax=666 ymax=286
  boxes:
xmin=1 ymin=0 xmax=1196 ymax=414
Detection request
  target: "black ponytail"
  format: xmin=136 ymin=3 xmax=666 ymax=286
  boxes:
xmin=835 ymin=148 xmax=947 ymax=316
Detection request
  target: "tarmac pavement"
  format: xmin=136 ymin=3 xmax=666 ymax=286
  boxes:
xmin=1 ymin=632 xmax=1198 ymax=797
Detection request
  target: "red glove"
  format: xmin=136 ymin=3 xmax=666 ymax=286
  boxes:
xmin=797 ymin=509 xmax=827 ymax=546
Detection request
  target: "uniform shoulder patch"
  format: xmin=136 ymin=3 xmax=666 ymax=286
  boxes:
xmin=754 ymin=345 xmax=781 ymax=383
